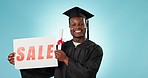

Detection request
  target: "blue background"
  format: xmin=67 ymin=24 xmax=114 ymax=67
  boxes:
xmin=0 ymin=0 xmax=148 ymax=78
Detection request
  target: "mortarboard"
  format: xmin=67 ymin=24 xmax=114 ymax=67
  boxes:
xmin=63 ymin=7 xmax=94 ymax=39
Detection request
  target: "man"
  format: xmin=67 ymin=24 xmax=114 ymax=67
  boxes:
xmin=8 ymin=7 xmax=103 ymax=78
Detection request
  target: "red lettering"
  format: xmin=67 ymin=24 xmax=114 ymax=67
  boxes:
xmin=27 ymin=46 xmax=35 ymax=60
xmin=16 ymin=47 xmax=25 ymax=61
xmin=38 ymin=45 xmax=44 ymax=60
xmin=16 ymin=44 xmax=54 ymax=61
xmin=47 ymin=45 xmax=53 ymax=59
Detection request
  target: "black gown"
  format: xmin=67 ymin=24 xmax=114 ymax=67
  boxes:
xmin=20 ymin=67 xmax=55 ymax=78
xmin=20 ymin=39 xmax=103 ymax=78
xmin=54 ymin=39 xmax=103 ymax=78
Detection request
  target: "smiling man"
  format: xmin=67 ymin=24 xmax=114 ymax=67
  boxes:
xmin=54 ymin=7 xmax=103 ymax=78
xmin=8 ymin=7 xmax=103 ymax=78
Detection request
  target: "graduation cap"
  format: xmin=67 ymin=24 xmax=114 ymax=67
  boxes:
xmin=63 ymin=7 xmax=94 ymax=39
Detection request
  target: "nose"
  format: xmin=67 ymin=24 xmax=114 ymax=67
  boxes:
xmin=75 ymin=25 xmax=80 ymax=29
xmin=70 ymin=25 xmax=81 ymax=29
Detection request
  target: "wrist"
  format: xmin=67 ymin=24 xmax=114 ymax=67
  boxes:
xmin=64 ymin=57 xmax=69 ymax=65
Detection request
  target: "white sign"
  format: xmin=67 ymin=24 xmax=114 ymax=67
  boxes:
xmin=13 ymin=36 xmax=58 ymax=69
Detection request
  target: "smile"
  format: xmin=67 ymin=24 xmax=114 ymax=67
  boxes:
xmin=74 ymin=30 xmax=82 ymax=33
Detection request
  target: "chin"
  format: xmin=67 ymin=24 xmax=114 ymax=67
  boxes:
xmin=73 ymin=35 xmax=85 ymax=38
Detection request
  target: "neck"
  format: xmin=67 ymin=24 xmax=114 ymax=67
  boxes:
xmin=73 ymin=37 xmax=86 ymax=43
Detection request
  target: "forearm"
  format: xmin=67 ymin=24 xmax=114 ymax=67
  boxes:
xmin=63 ymin=56 xmax=69 ymax=65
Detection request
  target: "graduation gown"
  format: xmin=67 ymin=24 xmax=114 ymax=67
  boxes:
xmin=54 ymin=39 xmax=103 ymax=78
xmin=20 ymin=67 xmax=55 ymax=78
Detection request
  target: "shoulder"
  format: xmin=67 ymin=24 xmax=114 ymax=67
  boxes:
xmin=85 ymin=40 xmax=103 ymax=54
xmin=63 ymin=40 xmax=73 ymax=46
xmin=86 ymin=40 xmax=103 ymax=56
xmin=62 ymin=40 xmax=74 ymax=49
xmin=84 ymin=39 xmax=102 ymax=49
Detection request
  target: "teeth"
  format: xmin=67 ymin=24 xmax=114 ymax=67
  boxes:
xmin=75 ymin=30 xmax=81 ymax=32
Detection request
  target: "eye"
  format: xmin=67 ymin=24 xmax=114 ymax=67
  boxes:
xmin=70 ymin=23 xmax=76 ymax=26
xmin=79 ymin=22 xmax=84 ymax=26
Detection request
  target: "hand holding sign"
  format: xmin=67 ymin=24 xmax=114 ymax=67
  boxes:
xmin=8 ymin=52 xmax=15 ymax=65
xmin=13 ymin=36 xmax=58 ymax=69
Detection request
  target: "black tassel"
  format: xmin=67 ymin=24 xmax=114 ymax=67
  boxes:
xmin=87 ymin=20 xmax=89 ymax=39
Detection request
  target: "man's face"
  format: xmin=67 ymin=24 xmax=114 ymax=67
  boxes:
xmin=69 ymin=17 xmax=86 ymax=38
